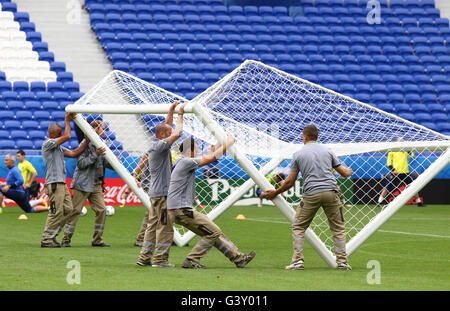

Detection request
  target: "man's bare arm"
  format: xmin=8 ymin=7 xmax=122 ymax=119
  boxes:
xmin=168 ymin=103 xmax=187 ymax=146
xmin=262 ymin=171 xmax=299 ymax=200
xmin=133 ymin=154 xmax=148 ymax=188
xmin=165 ymin=100 xmax=181 ymax=126
xmin=55 ymin=113 xmax=76 ymax=146
xmin=335 ymin=165 xmax=353 ymax=178
xmin=199 ymin=134 xmax=235 ymax=167
xmin=64 ymin=139 xmax=90 ymax=158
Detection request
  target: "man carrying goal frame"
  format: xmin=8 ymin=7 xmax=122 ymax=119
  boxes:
xmin=167 ymin=135 xmax=256 ymax=269
xmin=263 ymin=125 xmax=353 ymax=270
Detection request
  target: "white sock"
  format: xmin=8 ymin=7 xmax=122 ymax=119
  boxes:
xmin=378 ymin=195 xmax=384 ymax=203
xmin=29 ymin=199 xmax=43 ymax=207
xmin=417 ymin=197 xmax=421 ymax=203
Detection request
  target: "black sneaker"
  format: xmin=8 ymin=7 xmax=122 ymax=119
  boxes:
xmin=337 ymin=262 xmax=352 ymax=270
xmin=136 ymin=260 xmax=152 ymax=267
xmin=92 ymin=242 xmax=110 ymax=247
xmin=235 ymin=251 xmax=256 ymax=268
xmin=61 ymin=242 xmax=71 ymax=247
xmin=182 ymin=258 xmax=207 ymax=269
xmin=41 ymin=239 xmax=61 ymax=248
xmin=285 ymin=260 xmax=304 ymax=270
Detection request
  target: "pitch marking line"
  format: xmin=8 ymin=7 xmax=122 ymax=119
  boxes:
xmin=244 ymin=218 xmax=450 ymax=239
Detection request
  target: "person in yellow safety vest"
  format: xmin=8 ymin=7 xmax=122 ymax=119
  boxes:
xmin=377 ymin=138 xmax=423 ymax=207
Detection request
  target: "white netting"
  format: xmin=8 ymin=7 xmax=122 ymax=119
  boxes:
xmin=191 ymin=60 xmax=450 ymax=254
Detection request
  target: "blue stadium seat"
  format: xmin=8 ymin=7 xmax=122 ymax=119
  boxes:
xmin=12 ymin=81 xmax=28 ymax=92
xmin=11 ymin=130 xmax=27 ymax=140
xmin=22 ymin=120 xmax=39 ymax=131
xmin=25 ymin=101 xmax=42 ymax=111
xmin=34 ymin=111 xmax=51 ymax=121
xmin=0 ymin=140 xmax=15 ymax=150
xmin=47 ymin=82 xmax=64 ymax=93
xmin=0 ymin=81 xmax=12 ymax=92
xmin=2 ymin=91 xmax=18 ymax=101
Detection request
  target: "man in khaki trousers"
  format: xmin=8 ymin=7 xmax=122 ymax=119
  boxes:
xmin=41 ymin=113 xmax=89 ymax=247
xmin=263 ymin=125 xmax=353 ymax=270
xmin=166 ymin=135 xmax=256 ymax=269
xmin=136 ymin=101 xmax=186 ymax=267
xmin=61 ymin=120 xmax=112 ymax=247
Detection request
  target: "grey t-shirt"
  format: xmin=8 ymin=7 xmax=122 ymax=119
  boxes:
xmin=290 ymin=142 xmax=341 ymax=196
xmin=42 ymin=138 xmax=68 ymax=185
xmin=147 ymin=138 xmax=172 ymax=197
xmin=167 ymin=157 xmax=201 ymax=210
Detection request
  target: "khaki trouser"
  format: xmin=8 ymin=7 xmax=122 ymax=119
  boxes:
xmin=135 ymin=210 xmax=150 ymax=244
xmin=291 ymin=190 xmax=348 ymax=264
xmin=138 ymin=196 xmax=174 ymax=265
xmin=135 ymin=188 xmax=150 ymax=244
xmin=62 ymin=183 xmax=106 ymax=245
xmin=168 ymin=208 xmax=244 ymax=264
xmin=41 ymin=183 xmax=73 ymax=244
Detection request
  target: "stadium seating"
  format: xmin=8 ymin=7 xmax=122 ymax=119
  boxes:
xmin=83 ymin=0 xmax=450 ymax=135
xmin=0 ymin=0 xmax=121 ymax=153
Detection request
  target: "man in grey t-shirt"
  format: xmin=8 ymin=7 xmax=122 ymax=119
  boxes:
xmin=136 ymin=101 xmax=186 ymax=267
xmin=61 ymin=120 xmax=113 ymax=248
xmin=263 ymin=125 xmax=353 ymax=270
xmin=40 ymin=113 xmax=89 ymax=248
xmin=166 ymin=135 xmax=256 ymax=269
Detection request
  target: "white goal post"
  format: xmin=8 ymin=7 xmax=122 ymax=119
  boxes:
xmin=67 ymin=60 xmax=450 ymax=268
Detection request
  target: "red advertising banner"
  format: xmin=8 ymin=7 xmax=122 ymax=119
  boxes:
xmin=0 ymin=178 xmax=144 ymax=206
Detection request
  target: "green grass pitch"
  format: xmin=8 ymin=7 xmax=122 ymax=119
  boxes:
xmin=0 ymin=204 xmax=449 ymax=291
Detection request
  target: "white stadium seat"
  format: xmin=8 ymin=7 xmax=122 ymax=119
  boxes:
xmin=23 ymin=70 xmax=42 ymax=82
xmin=0 ymin=11 xmax=14 ymax=22
xmin=9 ymin=30 xmax=27 ymax=42
xmin=40 ymin=71 xmax=57 ymax=82
xmin=19 ymin=50 xmax=39 ymax=61
xmin=0 ymin=31 xmax=10 ymax=41
xmin=0 ymin=20 xmax=20 ymax=31
xmin=17 ymin=60 xmax=35 ymax=70
xmin=0 ymin=41 xmax=15 ymax=52
xmin=14 ymin=40 xmax=33 ymax=51
xmin=6 ymin=69 xmax=26 ymax=82
xmin=0 ymin=50 xmax=19 ymax=60
xmin=34 ymin=61 xmax=51 ymax=71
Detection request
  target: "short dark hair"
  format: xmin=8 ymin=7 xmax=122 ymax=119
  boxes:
xmin=276 ymin=173 xmax=285 ymax=180
xmin=155 ymin=123 xmax=170 ymax=137
xmin=303 ymin=125 xmax=318 ymax=141
xmin=90 ymin=120 xmax=104 ymax=129
xmin=179 ymin=137 xmax=197 ymax=154
xmin=17 ymin=150 xmax=25 ymax=156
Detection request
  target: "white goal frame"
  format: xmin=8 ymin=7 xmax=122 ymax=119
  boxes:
xmin=67 ymin=61 xmax=450 ymax=268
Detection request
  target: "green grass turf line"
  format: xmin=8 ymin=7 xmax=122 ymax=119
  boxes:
xmin=0 ymin=204 xmax=449 ymax=291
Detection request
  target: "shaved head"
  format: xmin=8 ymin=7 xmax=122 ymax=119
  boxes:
xmin=48 ymin=122 xmax=63 ymax=138
xmin=155 ymin=123 xmax=172 ymax=139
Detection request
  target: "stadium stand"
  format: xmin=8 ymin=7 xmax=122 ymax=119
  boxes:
xmin=0 ymin=0 xmax=124 ymax=153
xmin=84 ymin=0 xmax=450 ymax=136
